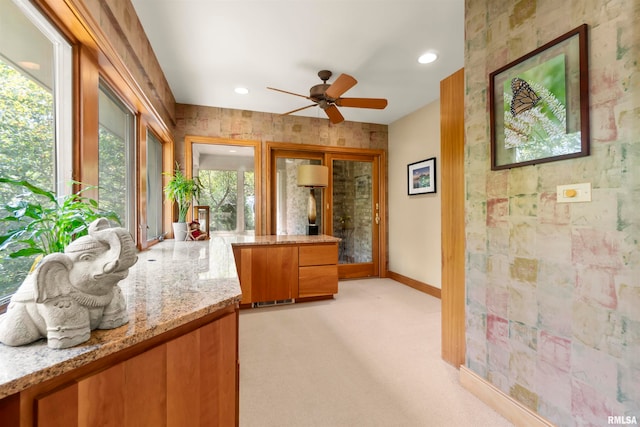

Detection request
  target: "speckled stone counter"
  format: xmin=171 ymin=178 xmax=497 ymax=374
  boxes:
xmin=0 ymin=236 xmax=242 ymax=399
xmin=230 ymin=234 xmax=341 ymax=247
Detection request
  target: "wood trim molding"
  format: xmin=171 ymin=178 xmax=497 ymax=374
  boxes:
xmin=387 ymin=271 xmax=441 ymax=299
xmin=460 ymin=366 xmax=554 ymax=427
xmin=266 ymin=141 xmax=386 ymax=157
xmin=440 ymin=68 xmax=466 ymax=367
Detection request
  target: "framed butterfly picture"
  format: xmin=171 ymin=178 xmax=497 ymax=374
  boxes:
xmin=489 ymin=24 xmax=590 ymax=170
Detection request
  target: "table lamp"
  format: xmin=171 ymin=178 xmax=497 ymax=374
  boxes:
xmin=297 ymin=164 xmax=328 ymax=235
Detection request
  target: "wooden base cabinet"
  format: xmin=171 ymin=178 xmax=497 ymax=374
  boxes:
xmin=3 ymin=307 xmax=238 ymax=427
xmin=233 ymin=241 xmax=338 ymax=305
xmin=299 ymin=244 xmax=338 ymax=298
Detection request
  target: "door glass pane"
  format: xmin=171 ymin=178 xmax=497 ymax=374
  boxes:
xmin=146 ymin=130 xmax=162 ymax=240
xmin=275 ymin=158 xmax=322 ymax=235
xmin=332 ymin=160 xmax=372 ymax=264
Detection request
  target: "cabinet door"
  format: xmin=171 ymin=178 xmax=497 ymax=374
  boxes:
xmin=78 ymin=364 xmax=125 ymax=426
xmin=299 ymin=265 xmax=338 ymax=297
xmin=200 ymin=312 xmax=238 ymax=427
xmin=251 ymin=246 xmax=298 ymax=302
xmin=124 ymin=345 xmax=166 ymax=427
xmin=299 ymin=244 xmax=338 ymax=266
xmin=167 ymin=329 xmax=201 ymax=426
xmin=37 ymin=384 xmax=79 ymax=427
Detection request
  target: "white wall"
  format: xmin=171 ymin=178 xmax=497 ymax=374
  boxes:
xmin=388 ymin=100 xmax=441 ymax=288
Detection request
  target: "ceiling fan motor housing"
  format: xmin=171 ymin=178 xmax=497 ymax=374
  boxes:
xmin=310 ymin=84 xmax=332 ymax=103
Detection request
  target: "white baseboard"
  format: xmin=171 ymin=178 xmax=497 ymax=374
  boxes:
xmin=460 ymin=366 xmax=555 ymax=427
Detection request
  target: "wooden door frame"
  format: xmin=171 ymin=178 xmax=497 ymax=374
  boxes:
xmin=265 ymin=142 xmax=387 ymax=279
xmin=326 ymin=152 xmax=381 ymax=279
xmin=440 ymin=68 xmax=466 ymax=367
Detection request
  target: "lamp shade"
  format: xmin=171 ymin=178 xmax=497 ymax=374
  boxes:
xmin=297 ymin=164 xmax=328 ymax=187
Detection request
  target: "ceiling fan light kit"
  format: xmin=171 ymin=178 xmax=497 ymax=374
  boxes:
xmin=268 ymin=69 xmax=388 ymax=124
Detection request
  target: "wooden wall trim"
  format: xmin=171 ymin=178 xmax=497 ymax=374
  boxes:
xmin=266 ymin=141 xmax=385 ymax=157
xmin=440 ymin=68 xmax=466 ymax=368
xmin=387 ymin=271 xmax=441 ymax=299
xmin=460 ymin=367 xmax=555 ymax=426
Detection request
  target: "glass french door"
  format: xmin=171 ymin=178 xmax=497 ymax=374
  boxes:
xmin=328 ymin=154 xmax=380 ymax=278
xmin=269 ymin=149 xmax=381 ymax=279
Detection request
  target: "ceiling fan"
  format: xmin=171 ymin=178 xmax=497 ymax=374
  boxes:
xmin=267 ymin=70 xmax=388 ymax=124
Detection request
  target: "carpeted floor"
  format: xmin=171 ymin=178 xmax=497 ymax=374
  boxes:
xmin=239 ymin=278 xmax=513 ymax=427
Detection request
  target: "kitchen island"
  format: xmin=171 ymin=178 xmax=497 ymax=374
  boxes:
xmin=232 ymin=234 xmax=341 ymax=307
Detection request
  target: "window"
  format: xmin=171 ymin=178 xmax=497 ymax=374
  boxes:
xmin=0 ymin=0 xmax=72 ymax=305
xmin=146 ymin=130 xmax=163 ymax=240
xmin=98 ymin=83 xmax=136 ymax=237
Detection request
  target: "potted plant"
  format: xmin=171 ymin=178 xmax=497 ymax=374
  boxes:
xmin=0 ymin=177 xmax=120 ymax=262
xmin=163 ymin=164 xmax=202 ymax=241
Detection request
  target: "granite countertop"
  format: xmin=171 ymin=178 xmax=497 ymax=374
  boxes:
xmin=0 ymin=236 xmax=243 ymax=399
xmin=230 ymin=234 xmax=341 ymax=246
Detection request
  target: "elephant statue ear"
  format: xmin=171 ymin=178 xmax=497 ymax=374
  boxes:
xmin=34 ymin=253 xmax=74 ymax=304
xmin=89 ymin=217 xmax=111 ymax=233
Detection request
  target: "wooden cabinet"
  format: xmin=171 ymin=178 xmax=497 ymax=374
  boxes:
xmin=8 ymin=307 xmax=238 ymax=427
xmin=249 ymin=246 xmax=298 ymax=302
xmin=299 ymin=244 xmax=338 ymax=298
xmin=233 ymin=240 xmax=339 ymax=306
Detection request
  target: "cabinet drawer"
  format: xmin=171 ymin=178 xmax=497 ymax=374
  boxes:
xmin=298 ymin=265 xmax=338 ymax=297
xmin=299 ymin=244 xmax=338 ymax=266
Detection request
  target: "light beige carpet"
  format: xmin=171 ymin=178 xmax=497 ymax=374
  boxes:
xmin=239 ymin=278 xmax=513 ymax=427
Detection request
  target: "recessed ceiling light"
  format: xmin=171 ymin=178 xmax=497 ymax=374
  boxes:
xmin=235 ymin=87 xmax=249 ymax=95
xmin=418 ymin=52 xmax=438 ymax=64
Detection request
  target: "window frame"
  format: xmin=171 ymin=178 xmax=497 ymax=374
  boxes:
xmin=0 ymin=0 xmax=73 ymax=309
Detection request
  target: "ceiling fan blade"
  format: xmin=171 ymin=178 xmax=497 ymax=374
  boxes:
xmin=325 ymin=74 xmax=357 ymax=99
xmin=336 ymin=98 xmax=388 ymax=109
xmin=279 ymin=104 xmax=317 ymax=116
xmin=324 ymin=104 xmax=344 ymax=124
xmin=267 ymin=87 xmax=313 ymax=101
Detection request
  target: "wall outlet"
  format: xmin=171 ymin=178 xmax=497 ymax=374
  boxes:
xmin=557 ymin=182 xmax=591 ymax=203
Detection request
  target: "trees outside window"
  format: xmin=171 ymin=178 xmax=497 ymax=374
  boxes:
xmin=198 ymin=170 xmax=254 ymax=233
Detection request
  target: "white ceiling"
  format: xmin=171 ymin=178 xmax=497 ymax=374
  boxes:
xmin=130 ymin=0 xmax=465 ymax=125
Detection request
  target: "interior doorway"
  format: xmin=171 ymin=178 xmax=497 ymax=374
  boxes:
xmin=185 ymin=136 xmax=262 ymax=236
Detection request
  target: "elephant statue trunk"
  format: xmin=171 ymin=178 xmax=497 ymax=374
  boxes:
xmin=0 ymin=218 xmax=138 ymax=349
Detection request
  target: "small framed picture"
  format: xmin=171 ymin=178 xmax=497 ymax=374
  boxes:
xmin=407 ymin=157 xmax=436 ymax=195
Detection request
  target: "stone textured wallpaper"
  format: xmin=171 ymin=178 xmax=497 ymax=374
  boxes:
xmin=464 ymin=1 xmax=639 ymax=425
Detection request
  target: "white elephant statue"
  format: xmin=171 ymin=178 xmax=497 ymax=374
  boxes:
xmin=0 ymin=218 xmax=138 ymax=349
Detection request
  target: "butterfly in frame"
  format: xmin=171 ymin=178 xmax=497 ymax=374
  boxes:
xmin=510 ymin=77 xmax=541 ymax=117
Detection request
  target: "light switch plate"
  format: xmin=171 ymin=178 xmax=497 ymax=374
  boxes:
xmin=557 ymin=182 xmax=591 ymax=203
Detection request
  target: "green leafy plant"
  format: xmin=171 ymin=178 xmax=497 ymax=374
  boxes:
xmin=0 ymin=178 xmax=121 ymax=259
xmin=163 ymin=164 xmax=203 ymax=223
